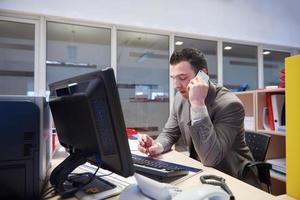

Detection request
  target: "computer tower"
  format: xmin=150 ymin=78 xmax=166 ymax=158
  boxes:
xmin=0 ymin=96 xmax=51 ymax=199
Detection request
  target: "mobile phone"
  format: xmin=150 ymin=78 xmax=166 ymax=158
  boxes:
xmin=197 ymin=70 xmax=209 ymax=83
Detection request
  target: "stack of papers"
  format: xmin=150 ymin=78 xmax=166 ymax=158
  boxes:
xmin=244 ymin=116 xmax=255 ymax=130
xmin=266 ymin=158 xmax=286 ymax=174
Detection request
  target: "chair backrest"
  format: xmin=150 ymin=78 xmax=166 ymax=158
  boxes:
xmin=245 ymin=131 xmax=271 ymax=162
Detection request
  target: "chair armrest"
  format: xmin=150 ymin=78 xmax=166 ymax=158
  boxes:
xmin=247 ymin=161 xmax=272 ymax=169
xmin=246 ymin=162 xmax=272 ymax=185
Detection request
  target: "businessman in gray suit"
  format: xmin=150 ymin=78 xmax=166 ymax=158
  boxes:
xmin=138 ymin=48 xmax=260 ymax=187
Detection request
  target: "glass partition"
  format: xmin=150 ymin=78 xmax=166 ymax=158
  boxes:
xmin=0 ymin=20 xmax=34 ymax=95
xmin=46 ymin=22 xmax=111 ymax=90
xmin=117 ymin=30 xmax=169 ymax=136
xmin=174 ymin=37 xmax=218 ymax=83
xmin=263 ymin=50 xmax=290 ymax=87
xmin=223 ymin=42 xmax=258 ymax=91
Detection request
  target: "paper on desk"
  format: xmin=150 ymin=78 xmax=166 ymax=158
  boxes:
xmin=79 ymin=163 xmax=137 ymax=186
xmin=128 ymin=139 xmax=139 ymax=151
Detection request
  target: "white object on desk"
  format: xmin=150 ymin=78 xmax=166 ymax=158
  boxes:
xmin=120 ymin=173 xmax=230 ymax=200
xmin=120 ymin=174 xmax=181 ymax=200
xmin=79 ymin=163 xmax=136 ymax=186
xmin=173 ymin=185 xmax=229 ymax=200
xmin=135 ymin=173 xmax=181 ymax=199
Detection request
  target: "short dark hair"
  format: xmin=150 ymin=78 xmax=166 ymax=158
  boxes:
xmin=170 ymin=48 xmax=207 ymax=74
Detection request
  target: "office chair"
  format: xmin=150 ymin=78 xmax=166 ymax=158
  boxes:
xmin=244 ymin=131 xmax=272 ymax=193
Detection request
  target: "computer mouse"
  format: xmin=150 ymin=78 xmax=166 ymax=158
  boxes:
xmin=173 ymin=184 xmax=230 ymax=200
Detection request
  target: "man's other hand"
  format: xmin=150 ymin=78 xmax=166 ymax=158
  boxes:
xmin=138 ymin=134 xmax=163 ymax=156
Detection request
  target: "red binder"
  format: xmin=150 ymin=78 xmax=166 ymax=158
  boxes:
xmin=266 ymin=93 xmax=275 ymax=130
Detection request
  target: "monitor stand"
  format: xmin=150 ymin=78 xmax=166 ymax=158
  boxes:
xmin=74 ymin=176 xmax=123 ymax=199
xmin=66 ymin=173 xmax=123 ymax=200
xmin=50 ymin=152 xmax=124 ymax=199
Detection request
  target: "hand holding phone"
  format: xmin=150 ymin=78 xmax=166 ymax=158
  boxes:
xmin=187 ymin=70 xmax=209 ymax=107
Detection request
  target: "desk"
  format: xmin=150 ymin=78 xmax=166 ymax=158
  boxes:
xmin=50 ymin=148 xmax=275 ymax=200
xmin=144 ymin=150 xmax=274 ymax=200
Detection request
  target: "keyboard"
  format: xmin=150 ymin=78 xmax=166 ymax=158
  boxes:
xmin=132 ymin=154 xmax=189 ymax=179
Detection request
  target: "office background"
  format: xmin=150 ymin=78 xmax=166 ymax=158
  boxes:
xmin=0 ymin=0 xmax=300 ymax=137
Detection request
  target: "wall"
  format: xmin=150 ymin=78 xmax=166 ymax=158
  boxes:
xmin=1 ymin=0 xmax=300 ymax=48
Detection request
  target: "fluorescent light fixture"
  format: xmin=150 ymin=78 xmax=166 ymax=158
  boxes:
xmin=46 ymin=60 xmax=61 ymax=65
xmin=46 ymin=60 xmax=97 ymax=68
xmin=27 ymin=91 xmax=35 ymax=96
xmin=175 ymin=41 xmax=183 ymax=46
xmin=224 ymin=46 xmax=232 ymax=50
xmin=68 ymin=83 xmax=78 ymax=87
xmin=263 ymin=51 xmax=271 ymax=55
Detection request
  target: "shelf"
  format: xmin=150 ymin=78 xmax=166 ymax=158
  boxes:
xmin=256 ymin=88 xmax=285 ymax=93
xmin=270 ymin=170 xmax=286 ymax=182
xmin=245 ymin=128 xmax=256 ymax=132
xmin=0 ymin=69 xmax=34 ymax=77
xmin=118 ymin=83 xmax=158 ymax=89
xmin=257 ymin=129 xmax=286 ymax=137
xmin=236 ymin=89 xmax=286 ymax=195
xmin=234 ymin=91 xmax=256 ymax=95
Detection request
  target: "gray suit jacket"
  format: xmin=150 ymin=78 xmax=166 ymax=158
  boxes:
xmin=156 ymin=81 xmax=256 ymax=182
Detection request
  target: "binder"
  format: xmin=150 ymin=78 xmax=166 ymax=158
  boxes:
xmin=262 ymin=107 xmax=270 ymax=130
xmin=271 ymin=94 xmax=285 ymax=131
xmin=281 ymin=101 xmax=286 ymax=126
xmin=266 ymin=93 xmax=275 ymax=130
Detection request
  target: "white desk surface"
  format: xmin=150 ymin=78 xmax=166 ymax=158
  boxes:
xmin=49 ymin=147 xmax=291 ymax=200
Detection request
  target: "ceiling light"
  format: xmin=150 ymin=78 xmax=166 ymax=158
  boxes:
xmin=263 ymin=51 xmax=271 ymax=55
xmin=224 ymin=46 xmax=232 ymax=50
xmin=175 ymin=41 xmax=183 ymax=46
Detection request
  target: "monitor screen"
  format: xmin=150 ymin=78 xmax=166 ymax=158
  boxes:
xmin=49 ymin=68 xmax=134 ymax=184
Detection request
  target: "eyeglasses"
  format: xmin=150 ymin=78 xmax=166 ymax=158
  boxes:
xmin=200 ymin=175 xmax=235 ymax=200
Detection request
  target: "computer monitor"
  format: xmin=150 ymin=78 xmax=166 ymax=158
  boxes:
xmin=48 ymin=68 xmax=134 ymax=198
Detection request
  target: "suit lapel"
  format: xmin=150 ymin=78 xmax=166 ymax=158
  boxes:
xmin=180 ymin=98 xmax=192 ymax=147
xmin=181 ymin=98 xmax=190 ymax=124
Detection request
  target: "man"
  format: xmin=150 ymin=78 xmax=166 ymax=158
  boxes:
xmin=138 ymin=48 xmax=259 ymax=186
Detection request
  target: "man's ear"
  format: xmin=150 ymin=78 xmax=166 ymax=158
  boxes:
xmin=202 ymin=67 xmax=208 ymax=74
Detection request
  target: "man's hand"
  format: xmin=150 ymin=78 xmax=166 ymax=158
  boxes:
xmin=138 ymin=134 xmax=163 ymax=156
xmin=187 ymin=76 xmax=209 ymax=107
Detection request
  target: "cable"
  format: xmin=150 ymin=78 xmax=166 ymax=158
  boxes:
xmin=200 ymin=175 xmax=235 ymax=200
xmin=42 ymin=192 xmax=58 ymax=200
xmin=41 ymin=188 xmax=56 ymax=200
xmin=58 ymin=166 xmax=100 ymax=198
xmin=42 ymin=185 xmax=55 ymax=194
xmin=97 ymin=172 xmax=113 ymax=178
xmin=40 ymin=184 xmax=55 ymax=200
xmin=42 ymin=167 xmax=112 ymax=199
xmin=39 ymin=175 xmax=55 ymax=200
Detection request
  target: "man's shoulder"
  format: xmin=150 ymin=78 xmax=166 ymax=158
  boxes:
xmin=215 ymin=86 xmax=243 ymax=106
